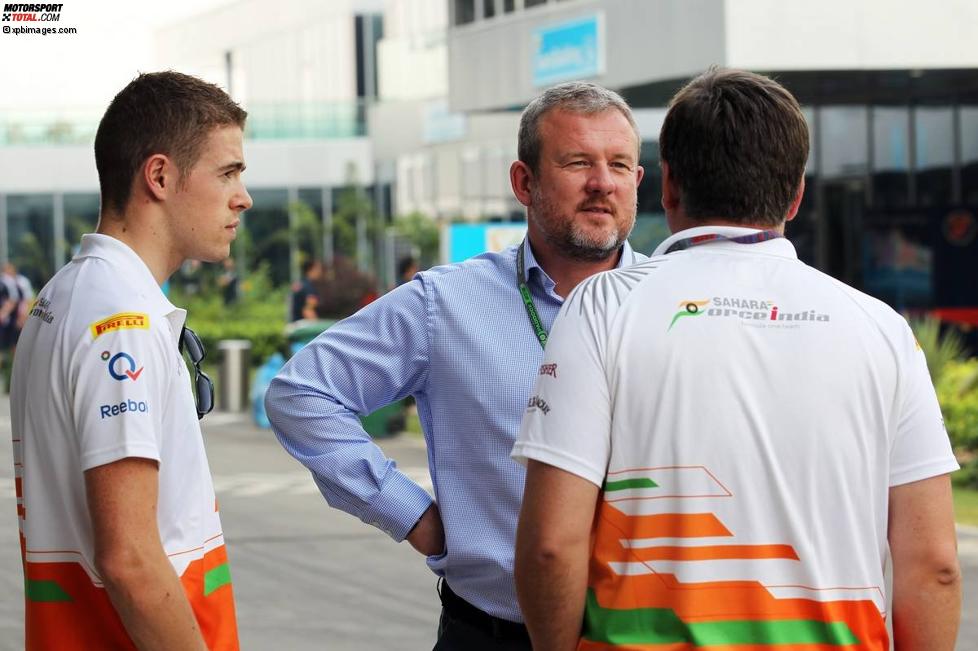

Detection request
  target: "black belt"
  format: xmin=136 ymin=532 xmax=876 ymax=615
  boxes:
xmin=438 ymin=579 xmax=530 ymax=641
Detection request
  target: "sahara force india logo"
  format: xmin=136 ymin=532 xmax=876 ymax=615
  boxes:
xmin=668 ymin=297 xmax=830 ymax=332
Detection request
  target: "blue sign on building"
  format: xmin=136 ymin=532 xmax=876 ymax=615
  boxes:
xmin=532 ymin=13 xmax=605 ymax=88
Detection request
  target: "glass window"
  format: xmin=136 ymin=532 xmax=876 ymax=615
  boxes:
xmin=636 ymin=140 xmax=662 ymax=218
xmin=525 ymin=0 xmax=548 ymax=7
xmin=819 ymin=107 xmax=868 ymax=179
xmin=961 ymin=106 xmax=978 ymax=204
xmin=915 ymin=106 xmax=953 ymax=208
xmin=483 ymin=0 xmax=496 ymax=19
xmin=632 ymin=140 xmax=668 ymax=254
xmin=243 ymin=189 xmax=290 ymax=287
xmin=7 ymin=194 xmax=54 ymax=288
xmin=801 ymin=106 xmax=816 ymax=174
xmin=503 ymin=0 xmax=515 ymax=11
xmin=63 ymin=193 xmax=99 ymax=261
xmin=297 ymin=188 xmax=326 ymax=265
xmin=788 ymin=174 xmax=818 ymax=266
xmin=454 ymin=0 xmax=475 ymax=25
xmin=861 ymin=218 xmax=932 ymax=310
xmin=872 ymin=106 xmax=909 ymax=208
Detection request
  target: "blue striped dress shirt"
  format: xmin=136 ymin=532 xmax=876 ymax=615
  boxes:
xmin=265 ymin=239 xmax=644 ymax=622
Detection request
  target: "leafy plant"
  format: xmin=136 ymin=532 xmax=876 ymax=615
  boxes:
xmin=170 ymin=263 xmax=288 ymax=365
xmin=908 ymin=316 xmax=967 ymax=384
xmin=393 ymin=212 xmax=441 ymax=268
xmin=314 ymin=255 xmax=378 ymax=319
xmin=937 ymin=358 xmax=978 ymax=487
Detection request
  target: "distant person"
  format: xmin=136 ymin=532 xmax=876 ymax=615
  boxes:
xmin=218 ymin=256 xmax=240 ymax=305
xmin=10 ymin=71 xmax=251 ymax=650
xmin=0 ymin=272 xmax=14 ymax=384
xmin=513 ymin=68 xmax=961 ymax=651
xmin=266 ymin=81 xmax=646 ymax=649
xmin=3 ymin=261 xmax=33 ymax=328
xmin=290 ymin=259 xmax=322 ymax=321
xmin=0 ymin=264 xmax=19 ymax=359
xmin=396 ymin=255 xmax=418 ymax=286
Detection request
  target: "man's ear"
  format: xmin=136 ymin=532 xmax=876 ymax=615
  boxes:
xmin=510 ymin=160 xmax=534 ymax=208
xmin=142 ymin=154 xmax=174 ymax=202
xmin=784 ymin=176 xmax=806 ymax=223
xmin=660 ymin=160 xmax=680 ymax=212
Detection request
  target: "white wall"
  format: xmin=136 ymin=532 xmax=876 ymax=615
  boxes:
xmin=448 ymin=0 xmax=978 ymax=112
xmin=0 ymin=145 xmax=97 ymax=193
xmin=378 ymin=0 xmax=449 ymax=101
xmin=155 ymin=0 xmax=384 ymax=104
xmin=724 ymin=0 xmax=978 ymax=71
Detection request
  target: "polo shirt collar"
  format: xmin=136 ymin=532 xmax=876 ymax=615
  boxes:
xmin=520 ymin=237 xmax=640 ymax=285
xmin=75 ymin=234 xmax=182 ymax=319
xmin=652 ymin=225 xmax=799 ymax=260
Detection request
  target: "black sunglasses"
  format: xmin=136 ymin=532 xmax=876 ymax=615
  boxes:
xmin=180 ymin=326 xmax=214 ymax=420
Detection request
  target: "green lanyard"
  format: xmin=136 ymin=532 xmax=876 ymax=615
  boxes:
xmin=516 ymin=242 xmax=548 ymax=349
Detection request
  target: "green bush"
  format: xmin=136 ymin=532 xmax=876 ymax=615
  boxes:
xmin=938 ymin=358 xmax=978 ymax=486
xmin=170 ymin=264 xmax=288 ymax=366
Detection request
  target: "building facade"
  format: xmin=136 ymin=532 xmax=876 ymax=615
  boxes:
xmin=442 ymin=0 xmax=978 ymax=315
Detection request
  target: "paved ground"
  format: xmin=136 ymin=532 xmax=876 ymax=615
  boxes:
xmin=1 ymin=397 xmax=976 ymax=649
xmin=0 ymin=402 xmax=440 ymax=650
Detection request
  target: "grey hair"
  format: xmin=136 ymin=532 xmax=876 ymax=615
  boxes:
xmin=517 ymin=81 xmax=640 ymax=173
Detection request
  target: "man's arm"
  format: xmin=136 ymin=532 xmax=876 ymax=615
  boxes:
xmin=888 ymin=473 xmax=961 ymax=650
xmin=516 ymin=460 xmax=600 ymax=651
xmin=266 ymin=279 xmax=436 ymax=548
xmin=86 ymin=457 xmax=207 ymax=651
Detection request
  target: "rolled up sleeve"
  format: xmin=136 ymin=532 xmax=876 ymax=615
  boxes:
xmin=266 ymin=279 xmax=434 ymax=541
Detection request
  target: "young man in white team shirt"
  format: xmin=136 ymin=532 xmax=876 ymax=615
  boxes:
xmin=513 ymin=68 xmax=961 ymax=651
xmin=10 ymin=72 xmax=252 ymax=650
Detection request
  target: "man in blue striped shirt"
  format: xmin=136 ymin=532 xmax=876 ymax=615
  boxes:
xmin=266 ymin=81 xmax=646 ymax=649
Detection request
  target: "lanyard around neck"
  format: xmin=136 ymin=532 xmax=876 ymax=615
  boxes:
xmin=664 ymin=229 xmax=783 ymax=255
xmin=516 ymin=242 xmax=548 ymax=349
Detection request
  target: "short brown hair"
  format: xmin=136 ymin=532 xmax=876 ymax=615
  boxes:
xmin=659 ymin=68 xmax=808 ymax=226
xmin=94 ymin=71 xmax=247 ymax=215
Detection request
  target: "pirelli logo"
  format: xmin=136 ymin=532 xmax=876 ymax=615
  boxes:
xmin=90 ymin=312 xmax=149 ymax=339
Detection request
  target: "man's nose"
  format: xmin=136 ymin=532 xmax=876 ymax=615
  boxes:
xmin=236 ymin=186 xmax=253 ymax=211
xmin=585 ymin=163 xmax=615 ymax=195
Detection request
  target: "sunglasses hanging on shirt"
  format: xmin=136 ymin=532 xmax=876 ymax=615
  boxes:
xmin=179 ymin=326 xmax=215 ymax=420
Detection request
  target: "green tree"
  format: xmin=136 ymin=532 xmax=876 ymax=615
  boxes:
xmin=393 ymin=212 xmax=440 ymax=267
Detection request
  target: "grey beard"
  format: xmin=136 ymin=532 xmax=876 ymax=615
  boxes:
xmin=557 ymin=228 xmax=624 ymax=261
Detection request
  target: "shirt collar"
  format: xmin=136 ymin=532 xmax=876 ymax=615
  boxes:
xmin=75 ymin=234 xmax=182 ymax=319
xmin=652 ymin=225 xmax=799 ymax=259
xmin=520 ymin=238 xmax=640 ymax=284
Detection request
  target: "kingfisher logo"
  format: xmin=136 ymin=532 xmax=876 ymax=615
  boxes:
xmin=105 ymin=351 xmax=144 ymax=381
xmin=2 ymin=3 xmax=62 ymax=21
xmin=668 ymin=297 xmax=830 ymax=331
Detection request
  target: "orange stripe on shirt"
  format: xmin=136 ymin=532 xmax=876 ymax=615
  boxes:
xmin=628 ymin=544 xmax=799 ymax=562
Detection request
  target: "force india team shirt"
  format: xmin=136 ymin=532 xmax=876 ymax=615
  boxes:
xmin=10 ymin=234 xmax=238 ymax=650
xmin=514 ymin=226 xmax=958 ymax=651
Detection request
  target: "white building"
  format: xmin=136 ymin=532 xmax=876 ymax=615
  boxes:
xmin=3 ymin=0 xmax=977 ymax=313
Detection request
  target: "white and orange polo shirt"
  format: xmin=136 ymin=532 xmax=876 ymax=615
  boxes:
xmin=515 ymin=226 xmax=958 ymax=650
xmin=10 ymin=234 xmax=238 ymax=650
